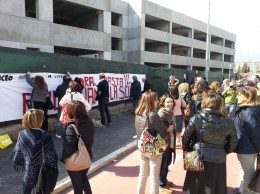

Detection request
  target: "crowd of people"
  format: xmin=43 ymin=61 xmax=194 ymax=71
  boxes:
xmin=9 ymin=71 xmax=260 ymax=194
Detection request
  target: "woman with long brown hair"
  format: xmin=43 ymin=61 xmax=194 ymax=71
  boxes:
xmin=135 ymin=91 xmax=168 ymax=194
xmin=25 ymin=71 xmax=49 ymax=130
xmin=61 ymin=100 xmax=94 ymax=194
xmin=182 ymin=90 xmax=237 ymax=194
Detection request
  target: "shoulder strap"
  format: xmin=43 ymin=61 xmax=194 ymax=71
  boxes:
xmin=70 ymin=124 xmax=80 ymax=139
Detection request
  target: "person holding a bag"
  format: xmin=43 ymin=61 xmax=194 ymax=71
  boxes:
xmin=25 ymin=71 xmax=49 ymax=131
xmin=61 ymin=100 xmax=94 ymax=194
xmin=135 ymin=91 xmax=168 ymax=194
xmin=11 ymin=109 xmax=58 ymax=194
xmin=233 ymin=86 xmax=260 ymax=194
xmin=182 ymin=90 xmax=237 ymax=194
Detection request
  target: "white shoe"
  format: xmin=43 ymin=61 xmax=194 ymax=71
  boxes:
xmin=133 ymin=135 xmax=137 ymax=139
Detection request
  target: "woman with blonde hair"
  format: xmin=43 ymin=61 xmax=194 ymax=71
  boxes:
xmin=12 ymin=109 xmax=58 ymax=194
xmin=182 ymin=90 xmax=237 ymax=194
xmin=233 ymin=87 xmax=260 ymax=194
xmin=135 ymin=91 xmax=168 ymax=194
xmin=210 ymin=81 xmax=221 ymax=95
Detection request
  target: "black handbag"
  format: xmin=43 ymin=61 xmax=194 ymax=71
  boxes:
xmin=36 ymin=134 xmax=58 ymax=194
xmin=248 ymin=154 xmax=260 ymax=192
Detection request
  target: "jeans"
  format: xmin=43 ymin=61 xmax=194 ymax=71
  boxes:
xmin=159 ymin=147 xmax=173 ymax=187
xmin=67 ymin=168 xmax=92 ymax=194
xmin=137 ymin=152 xmax=163 ymax=194
xmin=98 ymin=97 xmax=111 ymax=125
xmin=31 ymin=101 xmax=48 ymax=131
xmin=237 ymin=154 xmax=259 ymax=194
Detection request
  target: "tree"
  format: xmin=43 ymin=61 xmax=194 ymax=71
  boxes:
xmin=241 ymin=62 xmax=250 ymax=73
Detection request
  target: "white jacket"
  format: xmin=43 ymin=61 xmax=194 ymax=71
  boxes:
xmin=59 ymin=92 xmax=92 ymax=112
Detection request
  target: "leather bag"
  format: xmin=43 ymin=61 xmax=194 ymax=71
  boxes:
xmin=65 ymin=124 xmax=92 ymax=171
xmin=183 ymin=129 xmax=204 ymax=172
xmin=248 ymin=154 xmax=260 ymax=192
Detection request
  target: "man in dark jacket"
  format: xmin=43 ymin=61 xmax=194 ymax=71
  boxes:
xmin=96 ymin=73 xmax=111 ymax=126
xmin=142 ymin=77 xmax=155 ymax=93
xmin=130 ymin=75 xmax=142 ymax=111
xmin=54 ymin=75 xmax=71 ymax=138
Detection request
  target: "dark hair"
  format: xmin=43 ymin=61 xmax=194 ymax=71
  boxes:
xmin=66 ymin=100 xmax=87 ymax=128
xmin=34 ymin=76 xmax=45 ymax=90
xmin=197 ymin=81 xmax=210 ymax=93
xmin=159 ymin=93 xmax=175 ymax=108
xmin=74 ymin=77 xmax=82 ymax=85
xmin=170 ymin=85 xmax=179 ymax=99
xmin=69 ymin=81 xmax=81 ymax=93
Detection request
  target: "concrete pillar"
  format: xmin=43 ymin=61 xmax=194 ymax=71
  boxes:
xmin=190 ymin=29 xmax=194 ymax=39
xmin=103 ymin=11 xmax=111 ymax=60
xmin=122 ymin=15 xmax=128 ymax=28
xmin=168 ymin=64 xmax=171 ymax=69
xmin=37 ymin=0 xmax=53 ymax=22
xmin=97 ymin=11 xmax=103 ymax=31
xmin=222 ymin=53 xmax=225 ymax=61
xmin=190 ymin=47 xmax=193 ymax=57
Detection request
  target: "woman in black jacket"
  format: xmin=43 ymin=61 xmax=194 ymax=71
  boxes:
xmin=182 ymin=90 xmax=237 ymax=194
xmin=233 ymin=86 xmax=260 ymax=194
xmin=61 ymin=100 xmax=94 ymax=194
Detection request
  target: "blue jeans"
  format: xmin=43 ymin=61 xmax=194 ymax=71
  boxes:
xmin=159 ymin=147 xmax=173 ymax=187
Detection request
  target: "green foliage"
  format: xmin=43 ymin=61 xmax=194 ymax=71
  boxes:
xmin=241 ymin=63 xmax=250 ymax=73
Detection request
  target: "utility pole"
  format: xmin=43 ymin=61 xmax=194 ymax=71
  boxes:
xmin=205 ymin=0 xmax=211 ymax=82
xmin=229 ymin=63 xmax=232 ymax=81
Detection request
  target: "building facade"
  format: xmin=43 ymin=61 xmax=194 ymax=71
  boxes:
xmin=0 ymin=0 xmax=236 ymax=72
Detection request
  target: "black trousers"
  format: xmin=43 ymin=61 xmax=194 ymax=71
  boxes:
xmin=159 ymin=147 xmax=173 ymax=187
xmin=31 ymin=101 xmax=48 ymax=131
xmin=98 ymin=97 xmax=111 ymax=125
xmin=67 ymin=169 xmax=92 ymax=194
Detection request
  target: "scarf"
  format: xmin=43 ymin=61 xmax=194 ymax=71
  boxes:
xmin=11 ymin=128 xmax=58 ymax=193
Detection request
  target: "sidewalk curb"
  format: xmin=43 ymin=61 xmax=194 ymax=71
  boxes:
xmin=52 ymin=140 xmax=137 ymax=194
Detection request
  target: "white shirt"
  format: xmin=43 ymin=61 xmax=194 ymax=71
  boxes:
xmin=59 ymin=92 xmax=92 ymax=112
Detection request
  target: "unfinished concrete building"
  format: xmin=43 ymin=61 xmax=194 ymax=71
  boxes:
xmin=0 ymin=0 xmax=236 ymax=72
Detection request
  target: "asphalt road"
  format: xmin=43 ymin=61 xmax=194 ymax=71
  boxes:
xmin=0 ymin=112 xmax=135 ymax=194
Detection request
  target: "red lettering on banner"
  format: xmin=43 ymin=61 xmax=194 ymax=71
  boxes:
xmin=83 ymin=76 xmax=95 ymax=87
xmin=125 ymin=85 xmax=130 ymax=98
xmin=109 ymin=86 xmax=113 ymax=100
xmin=113 ymin=85 xmax=118 ymax=99
xmin=86 ymin=87 xmax=97 ymax=105
xmin=22 ymin=93 xmax=31 ymax=114
xmin=119 ymin=86 xmax=124 ymax=99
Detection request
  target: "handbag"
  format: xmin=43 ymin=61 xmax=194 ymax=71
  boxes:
xmin=137 ymin=116 xmax=168 ymax=156
xmin=183 ymin=128 xmax=204 ymax=172
xmin=65 ymin=124 xmax=92 ymax=171
xmin=59 ymin=93 xmax=73 ymax=126
xmin=248 ymin=154 xmax=260 ymax=192
xmin=36 ymin=133 xmax=58 ymax=194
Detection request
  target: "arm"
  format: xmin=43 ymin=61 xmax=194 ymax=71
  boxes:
xmin=11 ymin=134 xmax=25 ymax=172
xmin=182 ymin=117 xmax=196 ymax=151
xmin=61 ymin=125 xmax=78 ymax=162
xmin=59 ymin=93 xmax=69 ymax=107
xmin=25 ymin=73 xmax=35 ymax=88
xmin=225 ymin=120 xmax=238 ymax=153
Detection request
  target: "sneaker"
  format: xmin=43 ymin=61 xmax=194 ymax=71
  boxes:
xmin=133 ymin=135 xmax=137 ymax=139
xmin=55 ymin=134 xmax=61 ymax=139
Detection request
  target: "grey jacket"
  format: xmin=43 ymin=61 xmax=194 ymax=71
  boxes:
xmin=135 ymin=112 xmax=167 ymax=139
xmin=25 ymin=73 xmax=48 ymax=103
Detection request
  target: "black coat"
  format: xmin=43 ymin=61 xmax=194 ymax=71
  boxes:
xmin=96 ymin=79 xmax=109 ymax=100
xmin=182 ymin=109 xmax=237 ymax=163
xmin=61 ymin=117 xmax=94 ymax=162
xmin=130 ymin=80 xmax=142 ymax=100
xmin=233 ymin=105 xmax=260 ymax=154
xmin=54 ymin=81 xmax=69 ymax=102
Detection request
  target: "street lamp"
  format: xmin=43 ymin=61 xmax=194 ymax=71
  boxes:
xmin=205 ymin=0 xmax=211 ymax=82
xmin=229 ymin=63 xmax=232 ymax=81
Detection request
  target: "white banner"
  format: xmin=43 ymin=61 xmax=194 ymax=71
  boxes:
xmin=0 ymin=73 xmax=145 ymax=122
